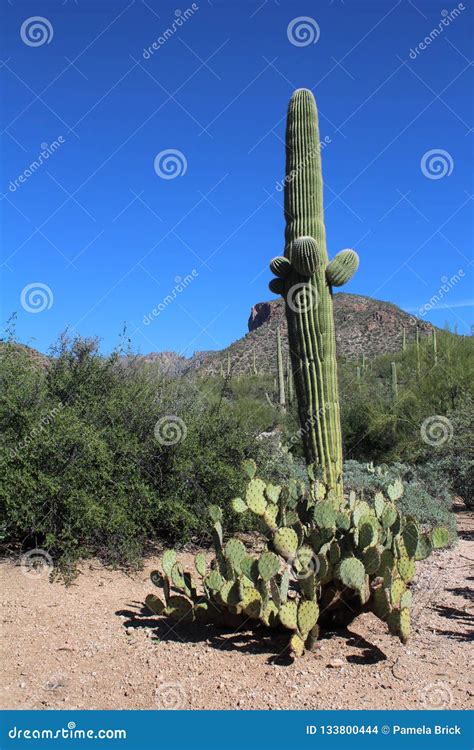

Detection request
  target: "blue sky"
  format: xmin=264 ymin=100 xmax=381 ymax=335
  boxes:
xmin=1 ymin=0 xmax=473 ymax=356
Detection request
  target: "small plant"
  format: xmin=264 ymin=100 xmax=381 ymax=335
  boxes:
xmin=146 ymin=460 xmax=449 ymax=657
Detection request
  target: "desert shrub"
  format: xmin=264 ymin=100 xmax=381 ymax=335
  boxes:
xmin=343 ymin=460 xmax=456 ymax=535
xmin=0 ymin=333 xmax=255 ymax=575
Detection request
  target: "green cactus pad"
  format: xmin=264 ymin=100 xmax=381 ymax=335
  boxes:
xmin=289 ymin=236 xmax=321 ymax=276
xmin=415 ymin=533 xmax=433 ymax=560
xmin=279 ymin=600 xmax=298 ymax=630
xmin=358 ymin=522 xmax=376 ymax=549
xmin=352 ymin=501 xmax=371 ymax=526
xmin=399 ymin=608 xmax=410 ymax=643
xmin=381 ymin=503 xmax=398 ymax=529
xmin=263 ymin=503 xmax=279 ymax=530
xmin=390 ymin=578 xmax=406 ymax=607
xmin=269 ymin=256 xmax=292 ymax=278
xmin=225 ymin=538 xmax=247 ymax=571
xmin=373 ymin=587 xmax=390 ymax=619
xmin=337 ymin=557 xmax=366 ymax=591
xmin=208 ymin=505 xmax=223 ymax=524
xmin=387 ymin=479 xmax=403 ymax=501
xmin=379 ymin=548 xmax=395 ymax=577
xmin=400 ymin=590 xmax=412 ymax=609
xmin=325 ymin=249 xmax=359 ymax=287
xmin=402 ymin=521 xmax=419 ymax=558
xmin=171 ymin=562 xmax=186 ymax=590
xmin=297 ymin=600 xmax=319 ymax=635
xmin=261 ymin=600 xmax=279 ymax=627
xmin=362 ymin=546 xmax=381 ymax=575
xmin=329 ymin=541 xmax=341 ymax=564
xmin=373 ymin=492 xmax=385 ymax=518
xmin=398 ymin=554 xmax=416 ymax=583
xmin=194 ymin=552 xmax=207 ymax=577
xmin=204 ymin=570 xmax=225 ymax=592
xmin=290 ymin=632 xmax=305 ymax=658
xmin=265 ymin=484 xmax=282 ymax=504
xmin=430 ymin=526 xmax=451 ymax=549
xmin=305 ymin=624 xmax=320 ymax=651
xmin=145 ymin=594 xmax=166 ymax=615
xmin=336 ymin=511 xmax=351 ymax=531
xmin=258 ymin=551 xmax=280 ymax=582
xmin=194 ymin=601 xmax=220 ymax=625
xmin=242 ymin=459 xmax=257 ymax=479
xmin=246 ymin=478 xmax=267 ymax=516
xmin=231 ymin=497 xmax=248 ymax=514
xmin=313 ymin=500 xmax=337 ymax=529
xmin=165 ymin=595 xmax=194 ymax=623
xmin=219 ymin=580 xmax=241 ymax=607
xmin=273 ymin=527 xmax=299 ymax=559
xmin=161 ymin=550 xmax=177 ymax=578
xmin=269 ymin=277 xmax=286 ymax=296
xmin=240 ymin=555 xmax=259 ymax=584
xmin=241 ymin=587 xmax=262 ymax=618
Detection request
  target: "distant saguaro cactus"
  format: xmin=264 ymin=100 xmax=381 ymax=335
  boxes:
xmin=276 ymin=327 xmax=286 ymax=411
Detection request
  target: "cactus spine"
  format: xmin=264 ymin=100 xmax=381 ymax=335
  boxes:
xmin=268 ymin=89 xmax=358 ymax=499
xmin=391 ymin=361 xmax=398 ymax=401
xmin=276 ymin=326 xmax=286 ymax=410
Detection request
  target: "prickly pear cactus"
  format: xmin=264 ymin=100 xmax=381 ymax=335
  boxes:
xmin=146 ymin=461 xmax=450 ymax=657
xmin=269 ymin=89 xmax=359 ymax=500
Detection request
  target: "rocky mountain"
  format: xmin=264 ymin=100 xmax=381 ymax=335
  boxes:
xmin=180 ymin=293 xmax=435 ymax=377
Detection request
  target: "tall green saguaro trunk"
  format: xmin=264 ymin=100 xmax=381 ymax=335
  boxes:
xmin=269 ymin=89 xmax=359 ymax=500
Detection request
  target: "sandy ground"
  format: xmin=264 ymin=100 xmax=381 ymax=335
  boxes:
xmin=1 ymin=510 xmax=473 ymax=711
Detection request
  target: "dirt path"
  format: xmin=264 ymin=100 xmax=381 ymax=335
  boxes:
xmin=1 ymin=512 xmax=473 ymax=711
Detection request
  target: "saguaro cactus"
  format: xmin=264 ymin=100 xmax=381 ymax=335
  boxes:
xmin=269 ymin=89 xmax=358 ymax=499
xmin=391 ymin=361 xmax=398 ymax=401
xmin=276 ymin=326 xmax=286 ymax=410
